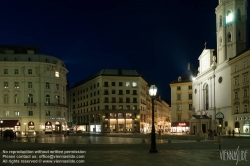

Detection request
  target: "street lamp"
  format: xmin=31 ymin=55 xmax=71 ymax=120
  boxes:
xmin=24 ymin=123 xmax=26 ymax=136
xmin=0 ymin=119 xmax=3 ymax=137
xmin=149 ymin=84 xmax=158 ymax=153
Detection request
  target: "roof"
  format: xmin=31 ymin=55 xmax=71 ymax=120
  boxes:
xmin=72 ymin=69 xmax=145 ymax=89
xmin=170 ymin=66 xmax=198 ymax=84
xmin=229 ymin=46 xmax=250 ymax=61
xmin=0 ymin=45 xmax=40 ymax=54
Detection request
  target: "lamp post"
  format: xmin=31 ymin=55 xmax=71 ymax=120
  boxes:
xmin=149 ymin=84 xmax=158 ymax=153
xmin=24 ymin=123 xmax=26 ymax=136
xmin=0 ymin=119 xmax=3 ymax=137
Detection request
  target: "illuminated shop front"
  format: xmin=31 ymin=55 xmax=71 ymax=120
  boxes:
xmin=171 ymin=122 xmax=189 ymax=133
xmin=28 ymin=121 xmax=35 ymax=132
xmin=45 ymin=121 xmax=52 ymax=134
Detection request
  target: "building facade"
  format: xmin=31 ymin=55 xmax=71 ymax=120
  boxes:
xmin=192 ymin=0 xmax=248 ymax=135
xmin=170 ymin=64 xmax=198 ymax=133
xmin=68 ymin=69 xmax=171 ymax=133
xmin=228 ymin=48 xmax=250 ymax=134
xmin=0 ymin=46 xmax=68 ymax=135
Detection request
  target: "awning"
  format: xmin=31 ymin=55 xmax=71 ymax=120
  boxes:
xmin=1 ymin=120 xmax=19 ymax=127
xmin=171 ymin=122 xmax=189 ymax=127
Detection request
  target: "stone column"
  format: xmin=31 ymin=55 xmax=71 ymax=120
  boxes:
xmin=132 ymin=119 xmax=134 ymax=132
xmin=124 ymin=116 xmax=126 ymax=132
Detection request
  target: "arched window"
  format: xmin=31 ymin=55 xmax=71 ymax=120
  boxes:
xmin=56 ymin=95 xmax=60 ymax=104
xmin=228 ymin=32 xmax=232 ymax=42
xmin=46 ymin=95 xmax=50 ymax=104
xmin=226 ymin=10 xmax=233 ymax=24
xmin=219 ymin=15 xmax=222 ymax=27
xmin=28 ymin=94 xmax=33 ymax=103
xmin=204 ymin=84 xmax=209 ymax=110
xmin=4 ymin=94 xmax=8 ymax=103
xmin=14 ymin=94 xmax=19 ymax=103
xmin=238 ymin=30 xmax=242 ymax=41
xmin=237 ymin=8 xmax=241 ymax=21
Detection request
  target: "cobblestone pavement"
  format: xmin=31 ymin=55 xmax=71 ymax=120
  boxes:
xmin=0 ymin=136 xmax=249 ymax=166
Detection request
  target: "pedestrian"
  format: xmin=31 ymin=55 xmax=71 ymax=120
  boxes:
xmin=232 ymin=130 xmax=235 ymax=137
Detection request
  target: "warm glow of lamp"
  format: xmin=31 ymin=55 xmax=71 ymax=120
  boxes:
xmin=149 ymin=85 xmax=157 ymax=97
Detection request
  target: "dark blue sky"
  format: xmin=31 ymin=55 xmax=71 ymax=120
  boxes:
xmin=1 ymin=0 xmax=249 ymax=103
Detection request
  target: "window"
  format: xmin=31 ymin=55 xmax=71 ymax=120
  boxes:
xmin=104 ymin=82 xmax=109 ymax=87
xmin=4 ymin=82 xmax=8 ymax=88
xmin=177 ymin=86 xmax=181 ymax=90
xmin=177 ymin=94 xmax=181 ymax=100
xmin=46 ymin=95 xmax=50 ymax=104
xmin=228 ymin=32 xmax=232 ymax=42
xmin=45 ymin=59 xmax=49 ymax=63
xmin=119 ymin=97 xmax=123 ymax=103
xmin=126 ymin=90 xmax=130 ymax=94
xmin=28 ymin=94 xmax=33 ymax=103
xmin=15 ymin=111 xmax=20 ymax=116
xmin=133 ymin=105 xmax=137 ymax=110
xmin=189 ymin=104 xmax=192 ymax=110
xmin=5 ymin=111 xmax=9 ymax=116
xmin=234 ymin=77 xmax=239 ymax=85
xmin=14 ymin=69 xmax=18 ymax=74
xmin=28 ymin=69 xmax=32 ymax=74
xmin=219 ymin=15 xmax=222 ymax=27
xmin=112 ymin=97 xmax=116 ymax=103
xmin=119 ymin=90 xmax=123 ymax=95
xmin=119 ymin=105 xmax=123 ymax=110
xmin=104 ymin=105 xmax=109 ymax=110
xmin=132 ymin=82 xmax=137 ymax=87
xmin=244 ymin=104 xmax=248 ymax=113
xmin=56 ymin=96 xmax=60 ymax=104
xmin=244 ymin=89 xmax=248 ymax=98
xmin=126 ymin=82 xmax=130 ymax=87
xmin=14 ymin=82 xmax=19 ymax=88
xmin=133 ymin=98 xmax=137 ymax=103
xmin=28 ymin=57 xmax=31 ymax=61
xmin=46 ymin=82 xmax=50 ymax=89
xmin=56 ymin=111 xmax=61 ymax=116
xmin=104 ymin=89 xmax=109 ymax=95
xmin=111 ymin=82 xmax=115 ymax=86
xmin=112 ymin=89 xmax=116 ymax=94
xmin=226 ymin=10 xmax=233 ymax=24
xmin=178 ymin=105 xmax=181 ymax=110
xmin=14 ymin=94 xmax=19 ymax=103
xmin=55 ymin=71 xmax=59 ymax=77
xmin=189 ymin=94 xmax=192 ymax=100
xmin=126 ymin=98 xmax=130 ymax=103
xmin=243 ymin=61 xmax=248 ymax=68
xmin=104 ymin=97 xmax=109 ymax=103
xmin=119 ymin=82 xmax=123 ymax=86
xmin=28 ymin=82 xmax=32 ymax=88
xmin=46 ymin=111 xmax=50 ymax=116
xmin=133 ymin=90 xmax=137 ymax=95
xmin=28 ymin=111 xmax=33 ymax=116
xmin=126 ymin=105 xmax=130 ymax=110
xmin=4 ymin=94 xmax=8 ymax=103
xmin=56 ymin=84 xmax=59 ymax=90
xmin=234 ymin=91 xmax=239 ymax=99
xmin=234 ymin=65 xmax=238 ymax=72
xmin=177 ymin=115 xmax=181 ymax=121
xmin=243 ymin=74 xmax=248 ymax=82
xmin=4 ymin=69 xmax=8 ymax=74
xmin=188 ymin=85 xmax=192 ymax=90
xmin=112 ymin=105 xmax=116 ymax=110
xmin=237 ymin=8 xmax=241 ymax=21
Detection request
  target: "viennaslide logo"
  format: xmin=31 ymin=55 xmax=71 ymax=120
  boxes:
xmin=220 ymin=146 xmax=248 ymax=165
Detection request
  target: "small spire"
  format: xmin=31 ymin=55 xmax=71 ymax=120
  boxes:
xmin=204 ymin=42 xmax=207 ymax=49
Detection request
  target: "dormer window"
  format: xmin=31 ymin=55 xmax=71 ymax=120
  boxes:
xmin=178 ymin=76 xmax=182 ymax=82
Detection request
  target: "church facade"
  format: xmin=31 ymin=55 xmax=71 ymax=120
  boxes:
xmin=192 ymin=0 xmax=248 ymax=135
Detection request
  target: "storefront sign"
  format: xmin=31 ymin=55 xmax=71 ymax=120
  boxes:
xmin=178 ymin=123 xmax=187 ymax=126
xmin=50 ymin=117 xmax=65 ymax=120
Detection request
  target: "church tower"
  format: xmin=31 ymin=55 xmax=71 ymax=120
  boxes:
xmin=216 ymin=0 xmax=247 ymax=64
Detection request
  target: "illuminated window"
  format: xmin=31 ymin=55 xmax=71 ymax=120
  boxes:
xmin=15 ymin=111 xmax=20 ymax=116
xmin=4 ymin=82 xmax=8 ymax=88
xmin=226 ymin=10 xmax=233 ymax=24
xmin=55 ymin=71 xmax=59 ymax=77
xmin=126 ymin=82 xmax=130 ymax=87
xmin=132 ymin=82 xmax=137 ymax=87
xmin=14 ymin=82 xmax=19 ymax=88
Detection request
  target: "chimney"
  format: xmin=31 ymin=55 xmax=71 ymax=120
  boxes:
xmin=188 ymin=63 xmax=190 ymax=70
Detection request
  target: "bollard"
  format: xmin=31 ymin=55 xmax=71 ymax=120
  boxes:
xmin=73 ymin=139 xmax=76 ymax=144
xmin=35 ymin=137 xmax=38 ymax=143
xmin=88 ymin=139 xmax=92 ymax=144
xmin=142 ymin=138 xmax=146 ymax=143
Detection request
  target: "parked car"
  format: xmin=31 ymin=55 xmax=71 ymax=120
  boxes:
xmin=76 ymin=130 xmax=83 ymax=133
xmin=67 ymin=129 xmax=74 ymax=133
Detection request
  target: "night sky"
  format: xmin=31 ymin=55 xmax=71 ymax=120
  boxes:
xmin=1 ymin=0 xmax=250 ymax=104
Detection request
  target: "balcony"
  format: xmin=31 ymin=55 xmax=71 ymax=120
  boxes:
xmin=44 ymin=103 xmax=68 ymax=108
xmin=24 ymin=103 xmax=36 ymax=106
